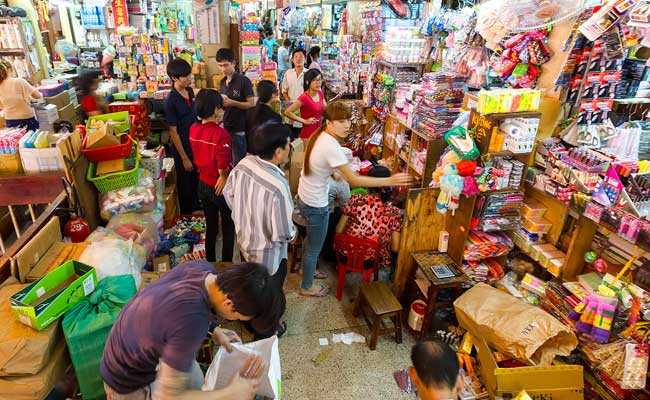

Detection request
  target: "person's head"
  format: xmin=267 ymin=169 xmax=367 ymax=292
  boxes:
xmin=210 ymin=262 xmax=285 ymax=333
xmin=409 ymin=340 xmax=462 ymax=400
xmin=291 ymin=48 xmax=307 ymax=68
xmin=249 ymin=122 xmax=292 ymax=165
xmin=307 ymin=46 xmax=321 ymax=67
xmin=265 ymin=29 xmax=274 ymax=38
xmin=195 ymin=88 xmax=224 ymax=121
xmin=256 ymin=80 xmax=277 ymax=104
xmin=78 ymin=70 xmax=101 ymax=96
xmin=303 ymin=68 xmax=322 ymax=92
xmin=368 ymin=166 xmax=393 ymax=202
xmin=167 ymin=58 xmax=192 ymax=88
xmin=216 ymin=48 xmax=236 ymax=76
xmin=303 ymin=101 xmax=352 ymax=176
xmin=283 ymin=38 xmax=291 ymax=48
xmin=0 ymin=60 xmax=11 ymax=83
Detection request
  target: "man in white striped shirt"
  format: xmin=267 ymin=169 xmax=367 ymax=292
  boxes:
xmin=224 ymin=122 xmax=295 ymax=337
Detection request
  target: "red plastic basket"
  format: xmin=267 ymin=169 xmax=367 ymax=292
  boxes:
xmin=81 ymin=115 xmax=137 ymax=162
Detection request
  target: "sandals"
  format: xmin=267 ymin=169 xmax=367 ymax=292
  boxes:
xmin=299 ymin=285 xmax=329 ymax=297
xmin=297 ymin=269 xmax=329 ymax=279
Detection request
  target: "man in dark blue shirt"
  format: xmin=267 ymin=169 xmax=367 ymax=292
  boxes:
xmin=163 ymin=59 xmax=200 ymax=214
xmin=101 ymin=261 xmax=284 ymax=399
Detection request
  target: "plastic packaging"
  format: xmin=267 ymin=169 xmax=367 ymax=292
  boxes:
xmin=99 ymin=176 xmax=157 ymax=220
xmin=79 ymin=238 xmax=144 ymax=287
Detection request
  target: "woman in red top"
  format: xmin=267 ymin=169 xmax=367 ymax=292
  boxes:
xmin=189 ymin=89 xmax=235 ymax=263
xmin=78 ymin=71 xmax=106 ymax=120
xmin=283 ymin=68 xmax=325 ymax=147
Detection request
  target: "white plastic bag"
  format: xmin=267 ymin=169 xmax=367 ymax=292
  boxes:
xmin=202 ymin=336 xmax=281 ymax=399
xmin=79 ymin=238 xmax=143 ymax=288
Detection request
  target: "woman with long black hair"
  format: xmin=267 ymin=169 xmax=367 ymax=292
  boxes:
xmin=306 ymin=46 xmax=322 ymax=71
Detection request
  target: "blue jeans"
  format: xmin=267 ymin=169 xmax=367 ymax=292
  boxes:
xmin=231 ymin=131 xmax=247 ymax=165
xmin=298 ymin=198 xmax=330 ymax=290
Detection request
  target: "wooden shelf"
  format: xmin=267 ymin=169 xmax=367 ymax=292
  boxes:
xmin=477 ymin=111 xmax=542 ymax=119
xmin=0 ymin=49 xmax=24 ymax=55
xmin=479 ymin=188 xmax=523 ymax=195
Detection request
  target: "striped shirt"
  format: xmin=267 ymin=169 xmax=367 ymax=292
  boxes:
xmin=223 ymin=155 xmax=296 ymax=275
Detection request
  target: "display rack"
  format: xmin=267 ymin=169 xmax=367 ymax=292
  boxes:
xmin=0 ymin=18 xmax=37 ymax=79
xmin=382 ymin=113 xmax=446 ymax=187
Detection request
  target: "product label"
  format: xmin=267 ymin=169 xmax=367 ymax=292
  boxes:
xmin=83 ymin=276 xmax=95 ymax=296
xmin=19 ymin=314 xmax=32 ymax=327
xmin=36 ymin=287 xmax=45 ymax=298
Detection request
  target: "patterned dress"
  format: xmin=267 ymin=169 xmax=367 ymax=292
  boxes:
xmin=342 ymin=194 xmax=403 ymax=268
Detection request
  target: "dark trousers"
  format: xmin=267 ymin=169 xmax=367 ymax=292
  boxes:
xmin=323 ymin=207 xmax=342 ymax=263
xmin=198 ymin=181 xmax=235 ymax=263
xmin=286 ymin=124 xmax=301 ymax=141
xmin=6 ymin=116 xmax=39 ymax=131
xmin=245 ymin=258 xmax=288 ymax=339
xmin=173 ymin=155 xmax=200 ymax=215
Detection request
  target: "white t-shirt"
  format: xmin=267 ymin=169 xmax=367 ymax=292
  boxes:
xmin=298 ymin=133 xmax=349 ymax=208
xmin=282 ymin=68 xmax=305 ymax=128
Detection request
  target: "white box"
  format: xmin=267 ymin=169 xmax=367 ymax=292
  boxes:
xmin=68 ymin=88 xmax=79 ymax=106
xmin=35 ymin=104 xmax=59 ymax=125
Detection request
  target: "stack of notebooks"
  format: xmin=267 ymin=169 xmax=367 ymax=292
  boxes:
xmin=464 ymin=230 xmax=514 ymax=261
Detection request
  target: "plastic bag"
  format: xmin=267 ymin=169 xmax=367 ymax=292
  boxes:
xmin=99 ymin=176 xmax=157 ymax=220
xmin=444 ymin=126 xmax=480 ymax=161
xmin=79 ymin=238 xmax=144 ymax=287
xmin=106 ymin=213 xmax=159 ymax=256
xmin=203 ymin=336 xmax=281 ymax=399
xmin=62 ymin=275 xmax=137 ymax=400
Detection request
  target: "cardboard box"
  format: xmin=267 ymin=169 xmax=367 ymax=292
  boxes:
xmin=96 ymin=158 xmax=125 ymax=175
xmin=0 ymin=283 xmax=61 ymax=376
xmin=19 ymin=130 xmax=81 ymax=179
xmin=11 ymin=216 xmax=61 ymax=283
xmin=163 ymin=184 xmax=179 ymax=229
xmin=35 ymin=104 xmax=59 ymax=126
xmin=10 ymin=261 xmax=98 ymax=330
xmin=289 ymin=139 xmax=305 ymax=196
xmin=474 ymin=334 xmax=583 ymax=400
xmin=57 ymin=103 xmax=77 ymax=125
xmin=85 ymin=122 xmax=120 ymax=149
xmin=0 ymin=340 xmax=69 ymax=400
xmin=140 ymin=271 xmax=161 ymax=290
xmin=0 ymin=153 xmax=23 ymax=173
xmin=153 ymin=254 xmax=171 ymax=274
xmin=44 ymin=90 xmax=71 ymax=110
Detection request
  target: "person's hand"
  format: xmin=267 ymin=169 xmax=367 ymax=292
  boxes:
xmin=389 ymin=173 xmax=416 ymax=186
xmin=224 ymin=373 xmax=259 ymax=400
xmin=182 ymin=157 xmax=194 ymax=172
xmin=239 ymin=354 xmax=267 ymax=379
xmin=214 ymin=175 xmax=228 ymax=196
xmin=304 ymin=117 xmax=319 ymax=125
xmin=222 ymin=96 xmax=234 ymax=107
xmin=212 ymin=327 xmax=242 ymax=352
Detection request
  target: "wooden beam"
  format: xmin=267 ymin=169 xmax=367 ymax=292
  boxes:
xmin=562 ymin=216 xmax=598 ymax=280
xmin=0 ymin=172 xmax=64 ymax=206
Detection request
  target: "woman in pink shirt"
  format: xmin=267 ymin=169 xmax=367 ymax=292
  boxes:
xmin=283 ymin=68 xmax=325 ymax=147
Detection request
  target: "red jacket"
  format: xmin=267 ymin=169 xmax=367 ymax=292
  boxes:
xmin=189 ymin=121 xmax=232 ymax=186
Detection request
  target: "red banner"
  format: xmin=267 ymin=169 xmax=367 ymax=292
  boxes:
xmin=112 ymin=0 xmax=128 ymax=27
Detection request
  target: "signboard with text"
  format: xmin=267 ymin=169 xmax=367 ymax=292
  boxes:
xmin=112 ymin=0 xmax=129 ymax=27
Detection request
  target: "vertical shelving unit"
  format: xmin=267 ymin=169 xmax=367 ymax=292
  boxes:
xmin=0 ymin=18 xmax=36 ymax=79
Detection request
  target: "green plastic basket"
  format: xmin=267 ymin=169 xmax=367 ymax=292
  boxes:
xmin=86 ymin=111 xmax=131 ymax=133
xmin=87 ymin=145 xmax=140 ymax=193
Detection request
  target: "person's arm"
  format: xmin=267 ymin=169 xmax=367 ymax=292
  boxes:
xmin=391 ymin=231 xmax=401 ymax=252
xmin=214 ymin=129 xmax=232 ymax=195
xmin=281 ymin=73 xmax=290 ymax=100
xmin=284 ymin=98 xmax=318 ymax=125
xmin=224 ymin=96 xmax=255 ymax=110
xmin=223 ymin=173 xmax=235 ymax=209
xmin=337 ymin=164 xmax=414 ymax=188
xmin=30 ymin=88 xmax=42 ymax=100
xmin=170 ymin=126 xmax=193 ymax=171
xmin=271 ymin=192 xmax=296 ymax=243
xmin=335 ymin=214 xmax=349 ymax=234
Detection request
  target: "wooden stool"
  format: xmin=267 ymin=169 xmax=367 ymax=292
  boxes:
xmin=288 ymin=225 xmax=306 ymax=273
xmin=353 ymin=281 xmax=403 ymax=350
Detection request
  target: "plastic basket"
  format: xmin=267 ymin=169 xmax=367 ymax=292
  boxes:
xmin=86 ymin=111 xmax=131 ymax=133
xmin=87 ymin=145 xmax=140 ymax=193
xmin=81 ymin=134 xmax=135 ymax=162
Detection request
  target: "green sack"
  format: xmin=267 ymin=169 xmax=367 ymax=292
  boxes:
xmin=62 ymin=275 xmax=137 ymax=400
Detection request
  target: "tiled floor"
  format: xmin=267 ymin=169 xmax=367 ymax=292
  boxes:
xmin=224 ymin=261 xmax=416 ymax=399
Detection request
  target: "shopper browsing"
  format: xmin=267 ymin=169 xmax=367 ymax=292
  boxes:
xmin=281 ymin=48 xmax=307 ymax=138
xmin=410 ymin=340 xmax=463 ymax=400
xmin=164 ymin=58 xmax=200 ymax=214
xmin=306 ymin=46 xmax=322 ymax=71
xmin=189 ymin=89 xmax=235 ymax=264
xmin=283 ymin=68 xmax=325 ymax=147
xmin=246 ymin=80 xmax=282 ymax=141
xmin=78 ymin=70 xmax=106 ymax=120
xmin=296 ymin=102 xmax=413 ymax=297
xmin=0 ymin=60 xmax=42 ymax=131
xmin=101 ymin=261 xmax=283 ymax=400
xmin=277 ymin=39 xmax=292 ymax=84
xmin=262 ymin=30 xmax=277 ymax=61
xmin=216 ymin=48 xmax=255 ymax=165
xmin=336 ymin=166 xmax=403 ymax=281
xmin=224 ymin=122 xmax=294 ymax=337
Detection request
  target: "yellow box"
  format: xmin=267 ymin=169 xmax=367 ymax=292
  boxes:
xmin=0 ymin=153 xmax=23 ymax=174
xmin=474 ymin=334 xmax=583 ymax=400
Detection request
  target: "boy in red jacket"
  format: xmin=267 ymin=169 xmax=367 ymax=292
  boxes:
xmin=190 ymin=89 xmax=235 ymax=263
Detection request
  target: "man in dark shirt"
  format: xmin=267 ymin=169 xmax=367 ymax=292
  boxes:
xmin=216 ymin=48 xmax=255 ymax=165
xmin=163 ymin=58 xmax=200 ymax=214
xmin=101 ymin=261 xmax=284 ymax=399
